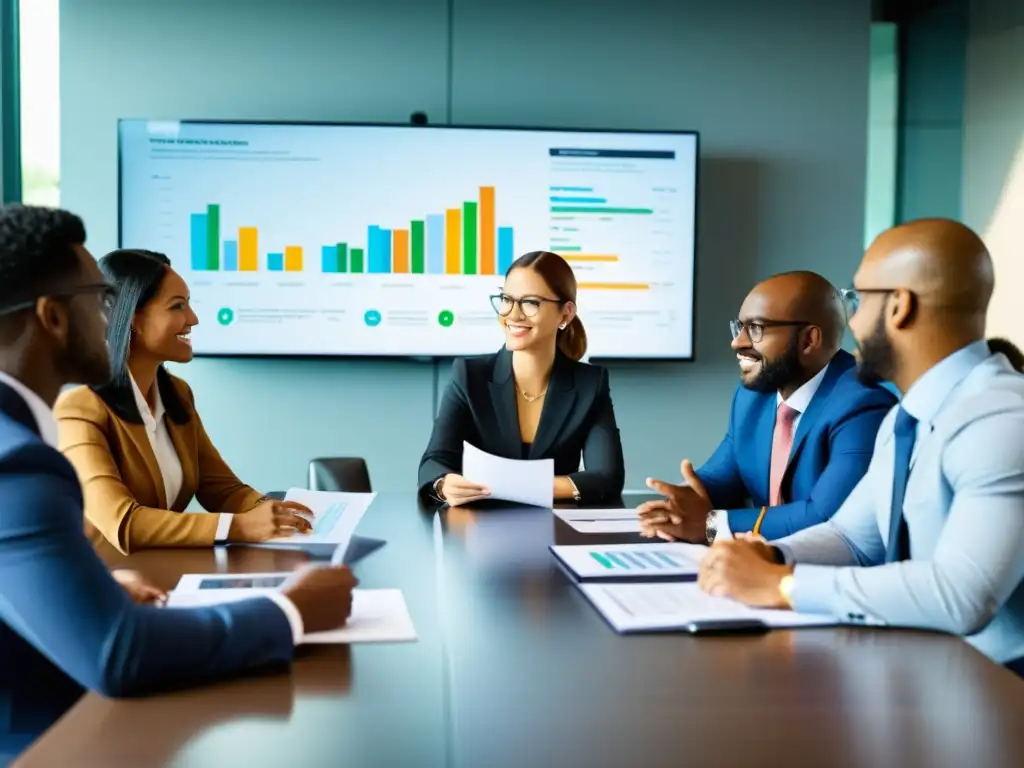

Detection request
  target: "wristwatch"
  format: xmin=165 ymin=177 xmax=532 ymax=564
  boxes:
xmin=567 ymin=477 xmax=582 ymax=502
xmin=432 ymin=476 xmax=446 ymax=501
xmin=705 ymin=510 xmax=717 ymax=545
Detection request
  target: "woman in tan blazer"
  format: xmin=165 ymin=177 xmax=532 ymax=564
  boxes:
xmin=56 ymin=249 xmax=313 ymax=554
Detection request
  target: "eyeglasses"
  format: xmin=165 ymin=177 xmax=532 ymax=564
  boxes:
xmin=730 ymin=318 xmax=811 ymax=343
xmin=490 ymin=293 xmax=565 ymax=318
xmin=0 ymin=283 xmax=117 ymax=318
xmin=841 ymin=287 xmax=896 ymax=317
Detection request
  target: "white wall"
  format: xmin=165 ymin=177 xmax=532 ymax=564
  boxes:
xmin=60 ymin=0 xmax=872 ymax=493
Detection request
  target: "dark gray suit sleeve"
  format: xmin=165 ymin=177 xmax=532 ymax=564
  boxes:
xmin=417 ymin=358 xmax=473 ymax=497
xmin=0 ymin=445 xmax=294 ymax=699
xmin=568 ymin=368 xmax=625 ymax=502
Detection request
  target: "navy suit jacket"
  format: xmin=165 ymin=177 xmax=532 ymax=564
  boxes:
xmin=0 ymin=382 xmax=294 ymax=761
xmin=696 ymin=350 xmax=897 ymax=539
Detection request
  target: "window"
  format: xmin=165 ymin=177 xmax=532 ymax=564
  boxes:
xmin=18 ymin=0 xmax=60 ymax=206
xmin=864 ymin=22 xmax=899 ymax=248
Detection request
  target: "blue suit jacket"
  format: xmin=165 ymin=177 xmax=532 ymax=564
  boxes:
xmin=696 ymin=351 xmax=897 ymax=539
xmin=0 ymin=382 xmax=294 ymax=761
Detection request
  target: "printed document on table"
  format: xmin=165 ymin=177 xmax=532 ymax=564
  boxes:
xmin=553 ymin=508 xmax=641 ymax=534
xmin=462 ymin=441 xmax=554 ymax=508
xmin=551 ymin=542 xmax=705 ymax=580
xmin=258 ymin=489 xmax=375 ymax=547
xmin=168 ymin=573 xmax=417 ymax=643
xmin=579 ymin=581 xmax=837 ymax=633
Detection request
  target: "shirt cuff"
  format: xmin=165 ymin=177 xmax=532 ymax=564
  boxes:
xmin=262 ymin=591 xmax=305 ymax=645
xmin=713 ymin=510 xmax=733 ymax=540
xmin=215 ymin=513 xmax=233 ymax=542
xmin=791 ymin=563 xmax=841 ymax=615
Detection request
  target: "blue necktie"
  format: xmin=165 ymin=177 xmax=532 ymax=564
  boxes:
xmin=886 ymin=407 xmax=918 ymax=562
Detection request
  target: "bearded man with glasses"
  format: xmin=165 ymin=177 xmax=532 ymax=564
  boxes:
xmin=639 ymin=271 xmax=897 ymax=543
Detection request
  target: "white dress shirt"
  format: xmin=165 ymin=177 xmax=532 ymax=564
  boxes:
xmin=776 ymin=341 xmax=1024 ymax=664
xmin=128 ymin=375 xmax=233 ymax=541
xmin=713 ymin=362 xmax=831 ymax=539
xmin=128 ymin=373 xmax=304 ymax=644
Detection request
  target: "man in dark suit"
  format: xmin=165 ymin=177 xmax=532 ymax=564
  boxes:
xmin=639 ymin=271 xmax=897 ymax=542
xmin=0 ymin=205 xmax=356 ymax=762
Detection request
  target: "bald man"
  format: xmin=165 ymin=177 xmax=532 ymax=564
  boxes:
xmin=699 ymin=219 xmax=1024 ymax=675
xmin=639 ymin=271 xmax=897 ymax=541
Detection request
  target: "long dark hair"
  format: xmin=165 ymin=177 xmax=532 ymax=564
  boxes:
xmin=92 ymin=249 xmax=189 ymax=424
xmin=506 ymin=250 xmax=587 ymax=361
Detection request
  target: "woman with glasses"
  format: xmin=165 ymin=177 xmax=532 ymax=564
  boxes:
xmin=54 ymin=249 xmax=313 ymax=554
xmin=418 ymin=250 xmax=625 ymax=506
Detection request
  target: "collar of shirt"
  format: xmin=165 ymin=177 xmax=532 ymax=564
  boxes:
xmin=129 ymin=372 xmax=166 ymax=431
xmin=899 ymin=339 xmax=992 ymax=426
xmin=777 ymin=360 xmax=830 ymax=414
xmin=0 ymin=371 xmax=60 ymax=448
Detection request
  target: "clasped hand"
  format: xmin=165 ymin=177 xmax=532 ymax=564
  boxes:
xmin=637 ymin=459 xmax=712 ymax=542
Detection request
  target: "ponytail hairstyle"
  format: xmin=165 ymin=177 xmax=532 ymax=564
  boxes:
xmin=506 ymin=250 xmax=587 ymax=361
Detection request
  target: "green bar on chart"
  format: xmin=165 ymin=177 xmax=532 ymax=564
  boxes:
xmin=463 ymin=201 xmax=477 ymax=274
xmin=410 ymin=220 xmax=425 ymax=274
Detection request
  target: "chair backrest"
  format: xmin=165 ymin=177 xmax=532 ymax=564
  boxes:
xmin=308 ymin=457 xmax=373 ymax=493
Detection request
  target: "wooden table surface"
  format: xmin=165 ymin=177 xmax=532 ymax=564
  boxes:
xmin=15 ymin=493 xmax=1024 ymax=767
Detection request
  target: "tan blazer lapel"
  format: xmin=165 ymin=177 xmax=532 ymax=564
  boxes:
xmin=166 ymin=418 xmax=199 ymax=511
xmin=120 ymin=421 xmax=168 ymax=509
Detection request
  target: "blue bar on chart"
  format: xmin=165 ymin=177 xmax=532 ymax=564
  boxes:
xmin=367 ymin=225 xmax=392 ymax=274
xmin=190 ymin=213 xmax=208 ymax=271
xmin=550 ymin=186 xmax=594 ymax=192
xmin=497 ymin=226 xmax=515 ymax=274
xmin=222 ymin=240 xmax=238 ymax=271
xmin=549 ymin=196 xmax=608 ymax=204
xmin=426 ymin=214 xmax=445 ymax=275
xmin=268 ymin=252 xmax=284 ymax=271
xmin=321 ymin=245 xmax=338 ymax=273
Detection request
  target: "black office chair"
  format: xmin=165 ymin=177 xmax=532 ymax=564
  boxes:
xmin=307 ymin=457 xmax=373 ymax=493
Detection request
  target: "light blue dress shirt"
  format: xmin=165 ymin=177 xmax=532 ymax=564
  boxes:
xmin=776 ymin=340 xmax=1024 ymax=664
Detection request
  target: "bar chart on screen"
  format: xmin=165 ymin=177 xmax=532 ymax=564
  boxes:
xmin=120 ymin=121 xmax=697 ymax=358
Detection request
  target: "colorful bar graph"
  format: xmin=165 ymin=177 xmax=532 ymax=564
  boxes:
xmin=350 ymin=247 xmax=365 ymax=273
xmin=426 ymin=214 xmax=444 ymax=274
xmin=445 ymin=209 xmax=461 ymax=274
xmin=239 ymin=227 xmax=258 ymax=271
xmin=393 ymin=229 xmax=410 ymax=273
xmin=223 ymin=240 xmax=238 ymax=271
xmin=268 ymin=252 xmax=284 ymax=271
xmin=205 ymin=204 xmax=220 ymax=270
xmin=480 ymin=186 xmax=495 ymax=275
xmin=410 ymin=220 xmax=425 ymax=274
xmin=284 ymin=246 xmax=303 ymax=272
xmin=190 ymin=213 xmax=207 ymax=271
xmin=498 ymin=226 xmax=514 ymax=275
xmin=462 ymin=201 xmax=478 ymax=274
xmin=368 ymin=226 xmax=391 ymax=274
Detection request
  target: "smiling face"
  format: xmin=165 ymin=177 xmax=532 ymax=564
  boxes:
xmin=495 ymin=266 xmax=575 ymax=353
xmin=731 ymin=283 xmax=808 ymax=393
xmin=132 ymin=267 xmax=199 ymax=364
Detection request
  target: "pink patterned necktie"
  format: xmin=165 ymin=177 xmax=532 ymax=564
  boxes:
xmin=769 ymin=402 xmax=800 ymax=506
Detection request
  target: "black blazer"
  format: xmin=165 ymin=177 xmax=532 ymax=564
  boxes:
xmin=418 ymin=348 xmax=626 ymax=503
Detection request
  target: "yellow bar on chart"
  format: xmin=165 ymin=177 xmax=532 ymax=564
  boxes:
xmin=577 ymin=282 xmax=649 ymax=290
xmin=238 ymin=227 xmax=258 ymax=271
xmin=563 ymin=255 xmax=619 ymax=263
xmin=284 ymin=245 xmax=303 ymax=272
xmin=445 ymin=208 xmax=461 ymax=274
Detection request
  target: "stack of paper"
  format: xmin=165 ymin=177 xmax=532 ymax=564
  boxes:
xmin=462 ymin=442 xmax=554 ymax=507
xmin=550 ymin=542 xmax=706 ymax=581
xmin=254 ymin=489 xmax=375 ymax=549
xmin=553 ymin=508 xmax=641 ymax=534
xmin=579 ymin=581 xmax=837 ymax=633
xmin=167 ymin=572 xmax=417 ymax=643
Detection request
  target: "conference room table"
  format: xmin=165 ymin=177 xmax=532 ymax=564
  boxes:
xmin=16 ymin=492 xmax=1024 ymax=767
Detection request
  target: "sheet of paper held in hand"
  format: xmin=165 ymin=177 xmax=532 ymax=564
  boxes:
xmin=551 ymin=542 xmax=706 ymax=580
xmin=579 ymin=581 xmax=837 ymax=634
xmin=256 ymin=489 xmax=376 ymax=548
xmin=553 ymin=508 xmax=642 ymax=534
xmin=167 ymin=573 xmax=417 ymax=643
xmin=462 ymin=441 xmax=554 ymax=508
